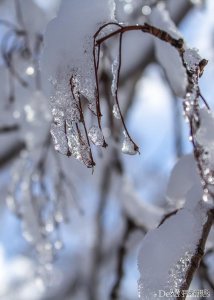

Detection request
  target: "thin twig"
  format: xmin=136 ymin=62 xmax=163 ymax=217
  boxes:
xmin=0 ymin=124 xmax=19 ymax=133
xmin=110 ymin=217 xmax=147 ymax=300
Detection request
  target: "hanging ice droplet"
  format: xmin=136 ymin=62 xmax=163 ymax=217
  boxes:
xmin=54 ymin=240 xmax=63 ymax=250
xmin=122 ymin=134 xmax=138 ymax=155
xmin=111 ymin=58 xmax=119 ymax=96
xmin=6 ymin=195 xmax=17 ymax=213
xmin=112 ymin=104 xmax=121 ymax=119
xmin=88 ymin=126 xmax=105 ymax=147
xmin=45 ymin=220 xmax=55 ymax=233
xmin=54 ymin=210 xmax=64 ymax=223
xmin=202 ymin=192 xmax=213 ymax=206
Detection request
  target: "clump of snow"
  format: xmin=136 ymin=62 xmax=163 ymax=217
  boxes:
xmin=183 ymin=48 xmax=202 ymax=74
xmin=149 ymin=3 xmax=188 ymax=97
xmin=40 ymin=0 xmax=116 ymax=166
xmin=195 ymin=108 xmax=214 ymax=163
xmin=138 ymin=202 xmax=207 ymax=299
xmin=166 ymin=154 xmax=201 ymax=208
xmin=122 ymin=178 xmax=164 ymax=229
xmin=41 ymin=0 xmax=115 ymax=100
xmin=195 ymin=108 xmax=214 ymax=194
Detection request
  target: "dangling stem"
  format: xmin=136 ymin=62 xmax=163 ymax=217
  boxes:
xmin=114 ymin=32 xmax=139 ymax=152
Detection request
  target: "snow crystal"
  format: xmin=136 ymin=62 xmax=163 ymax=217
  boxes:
xmin=88 ymin=126 xmax=105 ymax=147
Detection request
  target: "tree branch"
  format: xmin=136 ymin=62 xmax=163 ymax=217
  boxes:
xmin=0 ymin=124 xmax=19 ymax=133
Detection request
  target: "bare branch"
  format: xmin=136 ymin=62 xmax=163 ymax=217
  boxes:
xmin=0 ymin=124 xmax=19 ymax=133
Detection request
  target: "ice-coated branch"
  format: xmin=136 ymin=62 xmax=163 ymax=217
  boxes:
xmin=40 ymin=1 xmax=213 ymax=297
xmin=101 ymin=15 xmax=214 ymax=300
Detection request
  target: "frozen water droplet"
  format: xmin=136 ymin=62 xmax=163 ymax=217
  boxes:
xmin=54 ymin=240 xmax=63 ymax=250
xmin=25 ymin=66 xmax=35 ymax=76
xmin=6 ymin=195 xmax=16 ymax=212
xmin=112 ymin=104 xmax=121 ymax=119
xmin=55 ymin=210 xmax=64 ymax=223
xmin=35 ymin=276 xmax=46 ymax=292
xmin=88 ymin=126 xmax=105 ymax=147
xmin=45 ymin=221 xmax=55 ymax=233
xmin=122 ymin=134 xmax=138 ymax=155
xmin=202 ymin=192 xmax=213 ymax=205
xmin=142 ymin=5 xmax=151 ymax=15
xmin=24 ymin=104 xmax=35 ymax=122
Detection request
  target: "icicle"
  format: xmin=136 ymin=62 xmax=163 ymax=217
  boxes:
xmin=112 ymin=104 xmax=121 ymax=119
xmin=50 ymin=124 xmax=69 ymax=155
xmin=111 ymin=58 xmax=119 ymax=96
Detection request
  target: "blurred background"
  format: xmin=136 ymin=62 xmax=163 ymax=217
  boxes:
xmin=0 ymin=0 xmax=214 ymax=299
